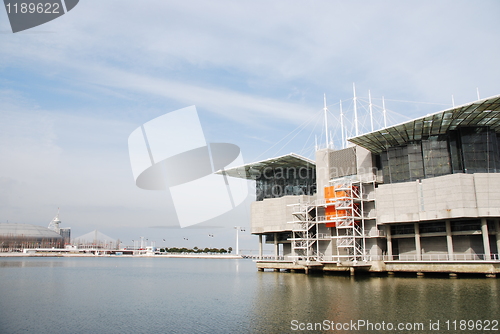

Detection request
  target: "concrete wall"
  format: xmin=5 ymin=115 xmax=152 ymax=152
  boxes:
xmin=421 ymin=236 xmax=447 ymax=254
xmin=356 ymin=146 xmax=376 ymax=181
xmin=376 ymin=173 xmax=500 ymax=224
xmin=397 ymin=238 xmax=416 ymax=256
xmin=315 ymin=148 xmax=333 ymax=200
xmin=453 ymin=235 xmax=484 ymax=255
xmin=251 ymin=195 xmax=315 ymax=234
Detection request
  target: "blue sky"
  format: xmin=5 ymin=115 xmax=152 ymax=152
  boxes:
xmin=1 ymin=1 xmax=500 ymax=251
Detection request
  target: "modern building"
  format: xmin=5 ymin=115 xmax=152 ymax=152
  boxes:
xmin=0 ymin=223 xmax=64 ymax=252
xmin=224 ymin=95 xmax=500 ymax=276
xmin=47 ymin=210 xmax=72 ymax=245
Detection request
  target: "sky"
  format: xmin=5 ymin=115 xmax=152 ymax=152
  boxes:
xmin=1 ymin=1 xmax=500 ymax=252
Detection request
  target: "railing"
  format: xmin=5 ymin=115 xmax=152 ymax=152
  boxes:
xmin=367 ymin=253 xmax=500 ymax=262
xmin=364 ymin=230 xmax=386 ymax=237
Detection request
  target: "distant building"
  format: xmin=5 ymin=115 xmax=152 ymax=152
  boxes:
xmin=0 ymin=224 xmax=63 ymax=252
xmin=73 ymin=230 xmax=118 ymax=249
xmin=47 ymin=209 xmax=71 ymax=245
xmin=224 ymin=95 xmax=500 ymax=275
xmin=59 ymin=228 xmax=71 ymax=245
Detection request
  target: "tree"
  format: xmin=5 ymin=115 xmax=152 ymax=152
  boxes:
xmin=228 ymin=247 xmax=232 ymax=254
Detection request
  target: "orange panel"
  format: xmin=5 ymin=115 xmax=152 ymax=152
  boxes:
xmin=324 ymin=186 xmax=335 ymax=199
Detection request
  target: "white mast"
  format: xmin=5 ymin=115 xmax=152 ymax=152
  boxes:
xmin=340 ymin=100 xmax=345 ymax=149
xmin=369 ymin=90 xmax=374 ymax=132
xmin=353 ymin=83 xmax=359 ymax=136
xmin=452 ymin=95 xmax=455 ymax=107
xmin=382 ymin=96 xmax=387 ymax=128
xmin=476 ymin=87 xmax=481 ymax=100
xmin=323 ymin=94 xmax=329 ymax=149
xmin=315 ymin=135 xmax=318 ymax=151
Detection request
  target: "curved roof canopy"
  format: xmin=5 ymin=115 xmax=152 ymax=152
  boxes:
xmin=217 ymin=153 xmax=315 ymax=180
xmin=0 ymin=224 xmax=62 ymax=239
xmin=349 ymin=94 xmax=500 ymax=154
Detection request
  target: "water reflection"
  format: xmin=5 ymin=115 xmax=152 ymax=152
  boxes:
xmin=249 ymin=272 xmax=500 ymax=333
xmin=0 ymin=259 xmax=64 ymax=267
xmin=0 ymin=258 xmax=498 ymax=334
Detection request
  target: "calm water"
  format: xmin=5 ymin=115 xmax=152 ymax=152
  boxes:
xmin=0 ymin=257 xmax=499 ymax=333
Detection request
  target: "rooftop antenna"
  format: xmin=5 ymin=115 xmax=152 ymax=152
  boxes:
xmin=452 ymin=95 xmax=455 ymax=107
xmin=382 ymin=96 xmax=387 ymax=128
xmin=340 ymin=100 xmax=345 ymax=149
xmin=323 ymin=94 xmax=329 ymax=149
xmin=476 ymin=87 xmax=481 ymax=100
xmin=353 ymin=83 xmax=359 ymax=136
xmin=368 ymin=90 xmax=374 ymax=132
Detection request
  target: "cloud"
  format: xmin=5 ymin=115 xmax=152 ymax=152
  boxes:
xmin=1 ymin=0 xmax=500 ymax=244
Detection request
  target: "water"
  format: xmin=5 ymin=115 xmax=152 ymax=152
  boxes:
xmin=0 ymin=257 xmax=499 ymax=333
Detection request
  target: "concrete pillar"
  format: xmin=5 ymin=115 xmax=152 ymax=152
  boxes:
xmin=495 ymin=220 xmax=500 ymax=260
xmin=481 ymin=218 xmax=491 ymax=260
xmin=350 ymin=267 xmax=355 ymax=276
xmin=446 ymin=220 xmax=454 ymax=261
xmin=414 ymin=223 xmax=421 ymax=261
xmin=385 ymin=225 xmax=393 ymax=261
xmin=258 ymin=234 xmax=263 ymax=260
xmin=274 ymin=232 xmax=279 ymax=260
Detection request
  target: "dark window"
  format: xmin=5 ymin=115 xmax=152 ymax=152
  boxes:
xmin=451 ymin=220 xmax=481 ymax=232
xmin=460 ymin=127 xmax=500 ymax=173
xmin=391 ymin=224 xmax=415 ymax=235
xmin=419 ymin=222 xmax=446 ymax=233
xmin=422 ymin=135 xmax=451 ymax=178
xmin=256 ymin=167 xmax=316 ymax=201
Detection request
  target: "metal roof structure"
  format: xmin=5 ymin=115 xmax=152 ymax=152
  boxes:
xmin=217 ymin=153 xmax=315 ymax=180
xmin=349 ymin=94 xmax=500 ymax=154
xmin=0 ymin=224 xmax=62 ymax=239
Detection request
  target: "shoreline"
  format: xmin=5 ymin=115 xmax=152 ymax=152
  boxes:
xmin=0 ymin=253 xmax=244 ymax=259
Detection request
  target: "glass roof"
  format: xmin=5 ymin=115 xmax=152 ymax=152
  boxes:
xmin=0 ymin=224 xmax=62 ymax=238
xmin=349 ymin=95 xmax=500 ymax=154
xmin=217 ymin=153 xmax=315 ymax=180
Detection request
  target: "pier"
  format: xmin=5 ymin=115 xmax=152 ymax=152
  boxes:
xmin=255 ymin=258 xmax=500 ymax=278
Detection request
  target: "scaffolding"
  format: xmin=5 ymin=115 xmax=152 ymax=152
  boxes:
xmin=289 ymin=201 xmax=319 ymax=262
xmin=289 ymin=176 xmax=376 ymax=263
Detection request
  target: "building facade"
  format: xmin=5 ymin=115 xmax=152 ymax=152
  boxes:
xmin=226 ymin=95 xmax=500 ymax=275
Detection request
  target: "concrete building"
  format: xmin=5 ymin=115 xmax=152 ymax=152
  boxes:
xmin=225 ymin=95 xmax=500 ymax=276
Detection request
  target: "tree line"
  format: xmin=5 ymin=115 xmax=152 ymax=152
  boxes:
xmin=159 ymin=246 xmax=233 ymax=254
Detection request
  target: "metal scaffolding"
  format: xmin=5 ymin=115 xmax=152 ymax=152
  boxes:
xmin=289 ymin=176 xmax=376 ymax=263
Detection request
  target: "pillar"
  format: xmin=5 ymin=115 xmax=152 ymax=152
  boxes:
xmin=274 ymin=232 xmax=279 ymax=260
xmin=481 ymin=218 xmax=491 ymax=260
xmin=385 ymin=225 xmax=393 ymax=261
xmin=258 ymin=234 xmax=263 ymax=260
xmin=414 ymin=223 xmax=421 ymax=261
xmin=495 ymin=220 xmax=500 ymax=260
xmin=446 ymin=220 xmax=454 ymax=261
